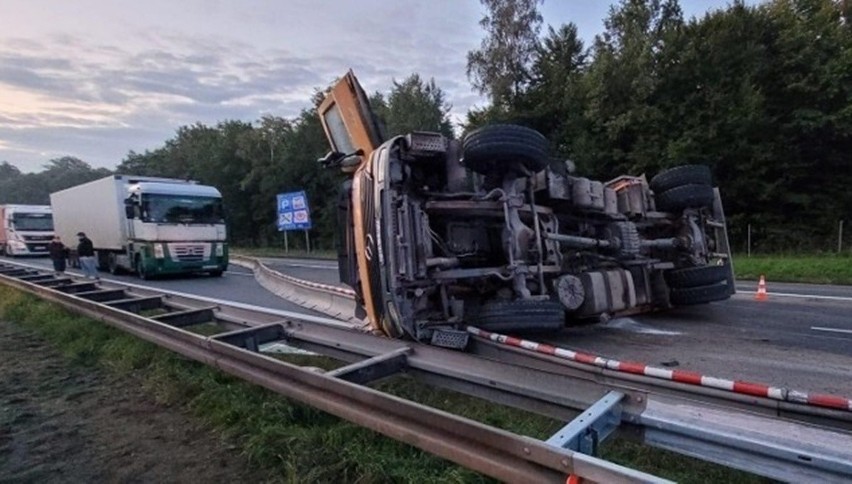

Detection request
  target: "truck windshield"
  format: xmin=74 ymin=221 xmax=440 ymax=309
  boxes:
xmin=141 ymin=194 xmax=224 ymax=224
xmin=11 ymin=213 xmax=54 ymax=231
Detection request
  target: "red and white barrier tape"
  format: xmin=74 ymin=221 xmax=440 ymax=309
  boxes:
xmin=466 ymin=326 xmax=852 ymax=412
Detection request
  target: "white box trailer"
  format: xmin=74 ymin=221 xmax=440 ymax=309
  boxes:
xmin=50 ymin=175 xmax=228 ymax=278
xmin=51 ymin=177 xmax=128 ymax=251
xmin=0 ymin=204 xmax=54 ymax=256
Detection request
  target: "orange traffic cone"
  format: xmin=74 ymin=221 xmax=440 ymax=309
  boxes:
xmin=755 ymin=275 xmax=768 ymax=301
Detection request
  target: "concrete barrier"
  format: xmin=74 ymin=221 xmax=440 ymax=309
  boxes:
xmin=231 ymin=255 xmax=364 ymax=326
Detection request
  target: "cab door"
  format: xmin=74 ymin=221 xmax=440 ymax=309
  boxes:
xmin=317 ymin=70 xmax=385 ymax=158
xmin=317 ymin=71 xmax=387 ymax=332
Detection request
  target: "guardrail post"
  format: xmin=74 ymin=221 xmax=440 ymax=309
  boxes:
xmin=546 ymin=391 xmax=624 ymax=456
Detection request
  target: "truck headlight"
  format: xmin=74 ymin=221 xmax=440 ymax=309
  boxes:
xmin=215 ymin=243 xmax=224 ymax=257
xmin=10 ymin=240 xmax=26 ymax=249
xmin=153 ymin=243 xmax=165 ymax=259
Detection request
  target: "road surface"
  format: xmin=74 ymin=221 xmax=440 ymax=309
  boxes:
xmin=0 ymin=256 xmax=326 ymax=317
xmin=4 ymin=254 xmax=851 ymax=397
xmin=260 ymin=256 xmax=852 ymax=397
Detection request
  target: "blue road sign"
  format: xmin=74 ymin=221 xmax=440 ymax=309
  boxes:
xmin=277 ymin=191 xmax=312 ymax=231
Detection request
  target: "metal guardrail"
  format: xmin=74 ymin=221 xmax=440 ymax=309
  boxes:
xmin=226 ymin=255 xmax=852 ymax=482
xmin=2 ymin=259 xmax=852 ymax=482
xmin=0 ymin=262 xmax=662 ymax=484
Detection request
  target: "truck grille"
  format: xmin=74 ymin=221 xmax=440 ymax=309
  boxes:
xmin=24 ymin=243 xmax=49 ymax=253
xmin=168 ymin=243 xmax=211 ymax=262
xmin=23 ymin=235 xmax=53 ymax=242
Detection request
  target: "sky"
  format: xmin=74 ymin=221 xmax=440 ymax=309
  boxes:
xmin=0 ymin=0 xmax=750 ymax=173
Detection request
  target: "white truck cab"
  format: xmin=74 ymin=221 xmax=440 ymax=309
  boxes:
xmin=0 ymin=204 xmax=54 ymax=257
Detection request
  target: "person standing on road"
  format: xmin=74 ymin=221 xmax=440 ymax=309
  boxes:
xmin=76 ymin=232 xmax=99 ymax=280
xmin=47 ymin=236 xmax=68 ymax=275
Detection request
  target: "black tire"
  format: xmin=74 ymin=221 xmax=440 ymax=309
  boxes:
xmin=108 ymin=253 xmax=124 ymax=275
xmin=665 ymin=264 xmax=730 ymax=289
xmin=669 ymin=281 xmax=730 ymax=306
xmin=135 ymin=256 xmax=149 ymax=280
xmin=655 ymin=184 xmax=714 ymax=212
xmin=96 ymin=251 xmax=109 ymax=272
xmin=468 ymin=299 xmax=565 ymax=333
xmin=462 ymin=124 xmax=549 ymax=176
xmin=650 ymin=165 xmax=712 ymax=193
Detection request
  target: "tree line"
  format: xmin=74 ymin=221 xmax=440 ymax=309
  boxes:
xmin=1 ymin=0 xmax=849 ymax=252
xmin=0 ymin=75 xmax=452 ymax=249
xmin=467 ymin=0 xmax=851 ymax=252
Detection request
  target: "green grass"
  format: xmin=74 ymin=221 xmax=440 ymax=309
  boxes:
xmin=0 ymin=286 xmax=765 ymax=483
xmin=734 ymin=253 xmax=852 ymax=285
xmin=232 ymin=247 xmax=335 ymax=260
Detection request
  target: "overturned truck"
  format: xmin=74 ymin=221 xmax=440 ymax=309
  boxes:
xmin=318 ymin=71 xmax=734 ymax=347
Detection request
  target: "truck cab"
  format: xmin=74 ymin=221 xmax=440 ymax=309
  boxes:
xmin=0 ymin=205 xmax=54 ymax=257
xmin=123 ymin=181 xmax=228 ymax=277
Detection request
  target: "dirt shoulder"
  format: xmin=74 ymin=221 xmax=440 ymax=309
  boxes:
xmin=0 ymin=318 xmax=263 ymax=483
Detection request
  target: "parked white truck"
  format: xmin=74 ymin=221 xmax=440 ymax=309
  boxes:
xmin=0 ymin=204 xmax=55 ymax=256
xmin=50 ymin=175 xmax=228 ymax=278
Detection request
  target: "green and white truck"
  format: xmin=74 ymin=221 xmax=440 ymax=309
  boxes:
xmin=50 ymin=175 xmax=228 ymax=278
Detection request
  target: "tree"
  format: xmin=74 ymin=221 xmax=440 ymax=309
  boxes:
xmin=467 ymin=0 xmax=544 ymax=109
xmin=580 ymin=0 xmax=684 ymax=176
xmin=238 ymin=116 xmax=295 ymax=244
xmin=377 ymin=74 xmax=454 ymax=138
xmin=0 ymin=157 xmax=110 ymax=204
xmin=522 ymin=23 xmax=588 ymax=156
xmin=0 ymin=161 xmax=21 ymax=181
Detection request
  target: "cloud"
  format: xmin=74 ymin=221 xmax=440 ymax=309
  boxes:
xmin=0 ymin=2 xmax=486 ymax=173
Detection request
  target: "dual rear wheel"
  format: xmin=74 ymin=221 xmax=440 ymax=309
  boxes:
xmin=651 ymin=165 xmax=715 ymax=213
xmin=665 ymin=265 xmax=731 ymax=305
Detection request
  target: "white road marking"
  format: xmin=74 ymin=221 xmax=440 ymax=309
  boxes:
xmin=275 ymin=263 xmax=337 ymax=270
xmin=736 ymin=291 xmax=852 ymax=303
xmin=225 ymin=271 xmax=253 ymax=277
xmin=811 ymin=326 xmax=852 ymax=335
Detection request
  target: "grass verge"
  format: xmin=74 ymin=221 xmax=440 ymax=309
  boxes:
xmin=232 ymin=248 xmax=852 ymax=286
xmin=734 ymin=254 xmax=852 ymax=285
xmin=0 ymin=285 xmax=764 ymax=483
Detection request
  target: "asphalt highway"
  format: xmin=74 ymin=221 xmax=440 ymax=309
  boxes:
xmin=4 ymin=254 xmax=850 ymax=396
xmin=0 ymin=256 xmax=326 ymax=317
xmin=261 ymin=256 xmax=852 ymax=397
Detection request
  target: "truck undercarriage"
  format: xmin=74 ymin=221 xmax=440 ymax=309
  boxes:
xmin=319 ymin=72 xmax=734 ymax=346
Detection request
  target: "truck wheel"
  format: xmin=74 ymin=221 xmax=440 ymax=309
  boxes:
xmin=96 ymin=251 xmax=109 ymax=272
xmin=665 ymin=264 xmax=729 ymax=289
xmin=135 ymin=256 xmax=149 ymax=280
xmin=650 ymin=165 xmax=712 ymax=193
xmin=462 ymin=124 xmax=549 ymax=176
xmin=655 ymin=184 xmax=714 ymax=212
xmin=108 ymin=253 xmax=124 ymax=275
xmin=468 ymin=299 xmax=565 ymax=333
xmin=669 ymin=281 xmax=730 ymax=306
